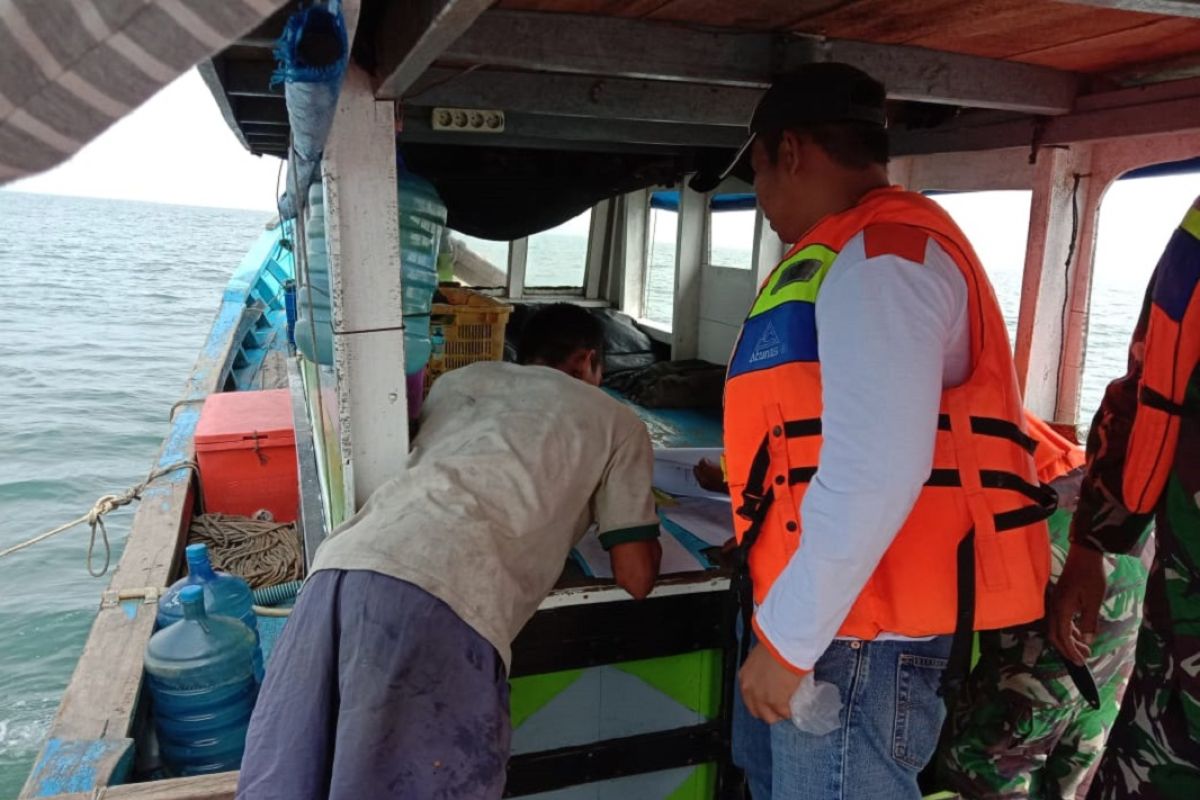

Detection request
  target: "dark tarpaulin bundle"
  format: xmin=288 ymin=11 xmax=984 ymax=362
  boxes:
xmin=275 ymin=1 xmax=349 ymax=220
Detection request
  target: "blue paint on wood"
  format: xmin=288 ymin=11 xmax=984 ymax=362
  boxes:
xmin=27 ymin=738 xmax=133 ymax=796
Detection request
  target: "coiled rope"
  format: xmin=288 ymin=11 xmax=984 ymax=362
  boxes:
xmin=0 ymin=460 xmax=197 ymax=577
xmin=188 ymin=513 xmax=303 ymax=589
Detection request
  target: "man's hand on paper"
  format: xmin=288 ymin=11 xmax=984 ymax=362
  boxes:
xmin=693 ymin=458 xmax=728 ymax=495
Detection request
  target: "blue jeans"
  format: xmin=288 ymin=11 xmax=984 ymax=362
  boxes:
xmin=733 ymin=634 xmax=953 ymax=800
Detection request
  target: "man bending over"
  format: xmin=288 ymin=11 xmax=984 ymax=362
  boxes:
xmin=236 ymin=303 xmax=663 ymax=800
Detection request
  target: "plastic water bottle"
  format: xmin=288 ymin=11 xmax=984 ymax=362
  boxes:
xmin=283 ymin=279 xmax=298 ymax=347
xmin=789 ymin=674 xmax=842 ymax=735
xmin=295 ymin=180 xmax=334 ymax=365
xmin=397 ymin=169 xmax=447 ymax=377
xmin=145 ymin=585 xmax=258 ymax=776
xmin=158 ymin=544 xmax=263 ymax=681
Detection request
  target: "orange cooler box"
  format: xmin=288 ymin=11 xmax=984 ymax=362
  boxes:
xmin=195 ymin=389 xmax=299 ymax=523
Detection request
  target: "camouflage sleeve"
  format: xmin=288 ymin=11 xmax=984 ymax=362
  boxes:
xmin=1071 ymin=281 xmax=1158 ymax=555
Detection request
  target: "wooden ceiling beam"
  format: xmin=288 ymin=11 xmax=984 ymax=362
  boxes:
xmin=405 ymin=10 xmax=1080 ymax=115
xmin=374 ymin=0 xmax=494 ymax=98
xmin=223 ymin=60 xmax=281 ymax=97
xmin=892 ymin=76 xmax=1200 ymax=155
xmin=234 ymin=97 xmax=290 ymax=126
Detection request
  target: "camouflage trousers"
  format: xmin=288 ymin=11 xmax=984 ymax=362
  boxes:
xmin=939 ymin=512 xmax=1150 ymax=799
xmin=1086 ymin=475 xmax=1200 ymax=800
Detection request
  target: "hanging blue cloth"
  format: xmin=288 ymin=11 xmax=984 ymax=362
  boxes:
xmin=274 ymin=1 xmax=349 ymax=220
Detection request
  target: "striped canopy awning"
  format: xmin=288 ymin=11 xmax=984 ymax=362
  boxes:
xmin=0 ymin=0 xmax=288 ymax=184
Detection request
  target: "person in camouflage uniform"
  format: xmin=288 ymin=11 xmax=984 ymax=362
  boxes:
xmin=1051 ymin=197 xmax=1200 ymax=800
xmin=940 ymin=409 xmax=1153 ymax=799
xmin=939 ymin=506 xmax=1151 ymax=799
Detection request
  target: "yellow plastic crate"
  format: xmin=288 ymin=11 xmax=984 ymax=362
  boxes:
xmin=427 ymin=287 xmax=512 ymax=392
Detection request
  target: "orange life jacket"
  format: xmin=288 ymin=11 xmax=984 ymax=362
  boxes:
xmin=724 ymin=186 xmax=1053 ymax=640
xmin=1121 ymin=198 xmax=1200 ymax=513
xmin=1025 ymin=411 xmax=1086 ymax=484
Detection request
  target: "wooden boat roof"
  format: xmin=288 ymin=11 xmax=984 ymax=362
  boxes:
xmin=203 ymin=0 xmax=1200 ymax=161
xmin=200 ymin=1 xmax=1200 ymax=237
xmin=496 ymin=0 xmax=1200 ymax=76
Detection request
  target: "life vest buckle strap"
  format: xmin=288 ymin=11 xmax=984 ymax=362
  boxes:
xmin=937 ymin=414 xmax=1039 ymax=455
xmin=925 ymin=469 xmax=1059 ymax=509
xmin=994 ymin=501 xmax=1056 ymax=532
xmin=736 ymin=492 xmax=769 ymax=522
xmin=1140 ymin=385 xmax=1197 ymax=418
xmin=782 ymin=418 xmax=822 ymax=438
xmin=939 ymin=527 xmax=976 ymax=700
xmin=788 ymin=466 xmax=817 ymax=485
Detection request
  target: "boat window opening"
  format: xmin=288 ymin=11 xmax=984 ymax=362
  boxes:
xmin=525 ymin=209 xmax=592 ymax=291
xmin=708 ymin=208 xmax=757 ymax=271
xmin=1081 ymin=172 xmax=1200 ymax=431
xmin=932 ymin=190 xmax=1032 ymax=347
xmin=644 ymin=207 xmax=678 ymax=328
xmin=449 ymin=232 xmax=509 ymax=289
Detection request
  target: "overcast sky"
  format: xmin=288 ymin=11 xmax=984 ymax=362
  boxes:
xmin=5 ymin=69 xmax=282 ymax=212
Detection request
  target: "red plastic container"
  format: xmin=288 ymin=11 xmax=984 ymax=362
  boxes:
xmin=194 ymin=389 xmax=299 ymax=523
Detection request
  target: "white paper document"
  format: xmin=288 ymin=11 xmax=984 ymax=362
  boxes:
xmin=661 ymin=496 xmax=735 ymax=548
xmin=652 ymin=446 xmax=728 ymax=500
xmin=572 ymin=526 xmax=705 ymax=579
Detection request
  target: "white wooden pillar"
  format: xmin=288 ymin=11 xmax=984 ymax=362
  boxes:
xmin=754 ymin=208 xmax=784 ymax=285
xmin=1013 ymin=144 xmax=1098 ymax=423
xmin=673 ymin=183 xmax=707 ymax=358
xmin=619 ymin=189 xmax=650 ymax=317
xmin=507 ymin=237 xmax=528 ymax=299
xmin=585 ymin=200 xmax=612 ymax=299
xmin=324 ymin=64 xmax=407 ymax=510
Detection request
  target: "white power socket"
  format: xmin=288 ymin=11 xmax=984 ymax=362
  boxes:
xmin=431 ymin=107 xmax=506 ymax=133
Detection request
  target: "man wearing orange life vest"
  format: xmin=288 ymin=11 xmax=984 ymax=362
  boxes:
xmin=705 ymin=64 xmax=1054 ymax=798
xmin=1050 ymin=197 xmax=1200 ymax=798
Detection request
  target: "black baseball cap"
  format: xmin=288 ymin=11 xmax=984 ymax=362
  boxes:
xmin=691 ymin=63 xmax=887 ymax=192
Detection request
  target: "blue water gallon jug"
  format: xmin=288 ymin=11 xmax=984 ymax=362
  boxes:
xmin=294 ymin=285 xmax=334 ymax=365
xmin=145 ymin=585 xmax=258 ymax=776
xmin=158 ymin=544 xmax=263 ymax=681
xmin=296 ymin=180 xmax=334 ymax=365
xmin=398 ymin=170 xmax=447 ymax=376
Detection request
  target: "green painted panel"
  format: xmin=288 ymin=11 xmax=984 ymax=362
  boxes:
xmin=300 ymin=358 xmax=347 ymax=528
xmin=614 ymin=649 xmax=722 ymax=718
xmin=665 ymin=763 xmax=714 ymax=800
xmin=509 ymin=669 xmax=585 ymax=729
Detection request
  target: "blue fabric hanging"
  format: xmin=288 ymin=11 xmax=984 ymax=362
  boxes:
xmin=274 ymin=1 xmax=349 ymax=220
